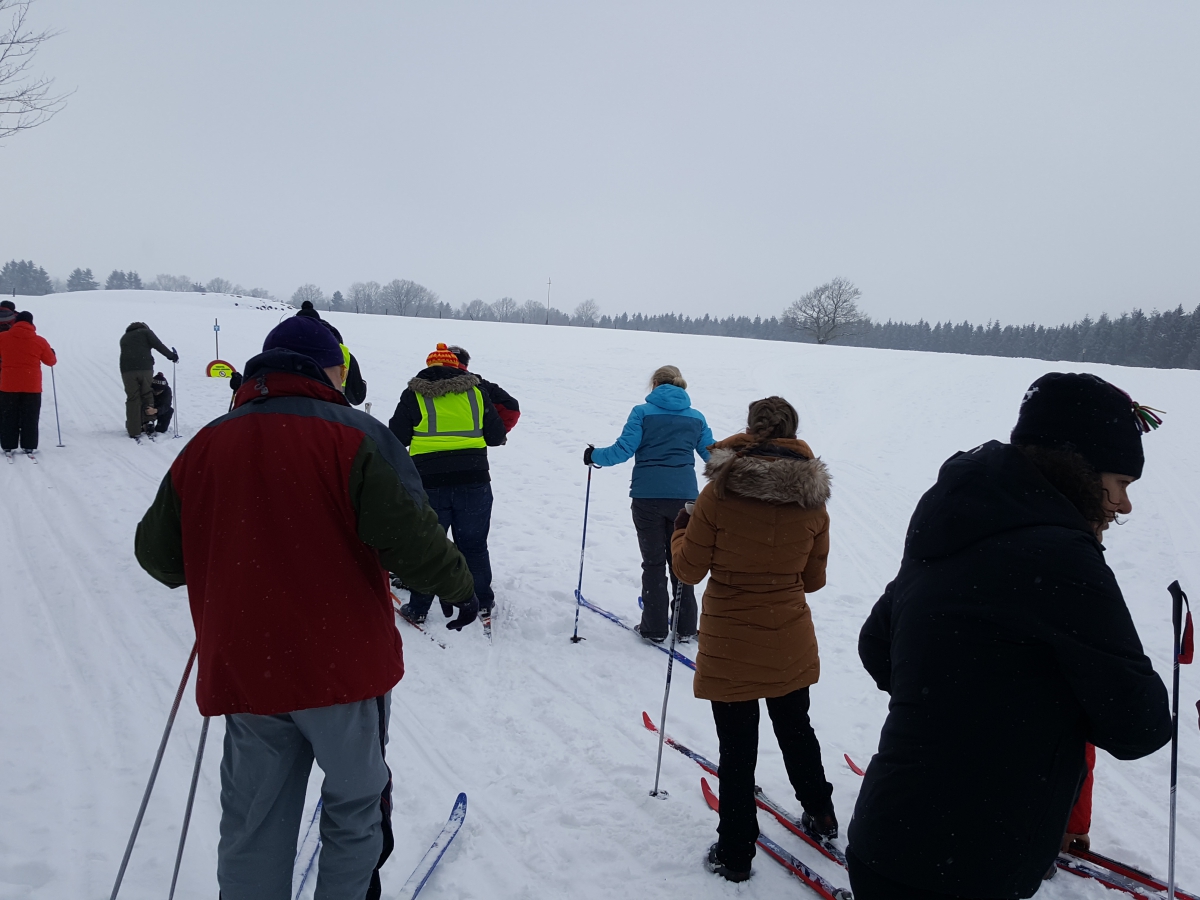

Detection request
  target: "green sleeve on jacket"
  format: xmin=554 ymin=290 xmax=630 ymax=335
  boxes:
xmin=135 ymin=470 xmax=186 ymax=588
xmin=350 ymin=434 xmax=475 ymax=603
xmin=148 ymin=329 xmax=173 ymax=359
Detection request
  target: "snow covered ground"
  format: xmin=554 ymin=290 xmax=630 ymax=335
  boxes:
xmin=1 ymin=289 xmax=1197 ymax=899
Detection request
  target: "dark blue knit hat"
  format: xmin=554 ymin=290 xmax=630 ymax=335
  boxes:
xmin=262 ymin=316 xmax=344 ymax=369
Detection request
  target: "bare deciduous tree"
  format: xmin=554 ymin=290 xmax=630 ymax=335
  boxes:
xmin=0 ymin=0 xmax=67 ymax=141
xmin=461 ymin=298 xmax=493 ymax=321
xmin=521 ymin=299 xmax=545 ymax=324
xmin=491 ymin=296 xmax=518 ymax=321
xmin=291 ymin=283 xmax=326 ymax=309
xmin=783 ymin=277 xmax=868 ymax=344
xmin=381 ymin=278 xmax=438 ymax=316
xmin=573 ymin=298 xmax=600 ymax=326
xmin=348 ymin=280 xmax=382 ymax=314
xmin=206 ymin=277 xmax=234 ymax=294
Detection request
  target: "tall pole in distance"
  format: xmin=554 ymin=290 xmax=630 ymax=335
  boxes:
xmin=545 ymin=278 xmax=551 ymax=325
xmin=214 ymin=318 xmax=219 ymax=359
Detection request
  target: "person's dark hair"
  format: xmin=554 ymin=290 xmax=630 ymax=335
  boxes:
xmin=1015 ymin=444 xmax=1108 ymax=527
xmin=448 ymin=345 xmax=470 ymax=368
xmin=747 ymin=396 xmax=798 ymax=441
xmin=15 ymin=310 xmax=32 ymax=324
xmin=710 ymin=397 xmax=802 ymax=500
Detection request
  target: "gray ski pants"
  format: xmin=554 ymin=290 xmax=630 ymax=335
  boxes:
xmin=218 ymin=693 xmax=393 ymax=900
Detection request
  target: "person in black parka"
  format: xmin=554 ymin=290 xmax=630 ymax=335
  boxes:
xmin=848 ymin=373 xmax=1172 ymax=900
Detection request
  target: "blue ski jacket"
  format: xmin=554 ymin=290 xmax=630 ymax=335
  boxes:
xmin=592 ymin=384 xmax=714 ymax=499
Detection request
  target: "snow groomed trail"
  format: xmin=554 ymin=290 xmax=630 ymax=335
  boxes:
xmin=1 ymin=289 xmax=1197 ymax=899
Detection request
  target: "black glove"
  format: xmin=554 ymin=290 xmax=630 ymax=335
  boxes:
xmin=229 ymin=371 xmax=243 ymax=391
xmin=441 ymin=593 xmax=480 ymax=631
xmin=171 ymin=347 xmax=180 ymax=363
xmin=674 ymin=507 xmax=691 ymax=532
xmin=583 ymin=444 xmax=595 ymax=466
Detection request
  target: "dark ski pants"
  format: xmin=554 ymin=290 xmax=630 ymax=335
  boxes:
xmin=218 ymin=694 xmax=394 ymax=900
xmin=122 ymin=369 xmax=153 ymax=437
xmin=631 ymin=497 xmax=697 ymax=640
xmin=0 ymin=391 xmax=41 ymax=451
xmin=407 ymin=482 xmax=494 ymax=615
xmin=711 ymin=687 xmax=833 ymax=871
xmin=150 ymin=405 xmax=173 ymax=434
xmin=847 ymin=846 xmax=978 ymax=899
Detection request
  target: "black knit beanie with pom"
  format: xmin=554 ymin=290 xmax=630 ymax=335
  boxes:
xmin=1010 ymin=372 xmax=1155 ymax=478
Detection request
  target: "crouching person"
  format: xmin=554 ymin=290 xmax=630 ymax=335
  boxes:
xmin=134 ymin=316 xmax=477 ymax=900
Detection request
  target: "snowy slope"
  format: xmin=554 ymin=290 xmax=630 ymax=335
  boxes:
xmin=1 ymin=289 xmax=1197 ymax=899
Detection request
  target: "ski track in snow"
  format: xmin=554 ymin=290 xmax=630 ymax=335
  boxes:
xmin=0 ymin=289 xmax=1196 ymax=899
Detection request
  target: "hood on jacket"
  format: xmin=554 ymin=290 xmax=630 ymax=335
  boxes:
xmin=7 ymin=320 xmax=36 ymax=336
xmin=704 ymin=434 xmax=831 ymax=508
xmin=126 ymin=322 xmax=148 ymax=334
xmin=409 ymin=366 xmax=480 ymax=399
xmin=645 ymin=383 xmax=692 ymax=411
xmin=905 ymin=440 xmax=1095 ymax=562
xmin=235 ymin=349 xmax=344 ymax=407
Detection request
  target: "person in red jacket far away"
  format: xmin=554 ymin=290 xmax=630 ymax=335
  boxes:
xmin=135 ymin=316 xmax=477 ymax=900
xmin=0 ymin=310 xmax=57 ymax=458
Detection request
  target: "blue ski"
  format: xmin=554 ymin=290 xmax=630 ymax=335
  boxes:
xmin=396 ymin=792 xmax=468 ymax=899
xmin=576 ymin=592 xmax=697 ymax=671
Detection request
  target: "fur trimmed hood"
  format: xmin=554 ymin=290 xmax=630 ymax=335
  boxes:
xmin=408 ymin=370 xmax=480 ymax=398
xmin=704 ymin=434 xmax=831 ymax=508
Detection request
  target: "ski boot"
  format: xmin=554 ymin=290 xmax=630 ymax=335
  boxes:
xmin=705 ymin=843 xmax=751 ymax=883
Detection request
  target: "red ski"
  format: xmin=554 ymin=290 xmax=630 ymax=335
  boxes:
xmin=642 ymin=712 xmax=844 ymax=865
xmin=701 ymin=778 xmax=851 ymax=900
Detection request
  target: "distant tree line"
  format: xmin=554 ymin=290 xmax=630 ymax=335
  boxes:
xmin=292 ymin=274 xmax=1200 ymax=371
xmin=7 ymin=256 xmax=1198 ymax=370
xmin=0 ymin=258 xmax=275 ymax=298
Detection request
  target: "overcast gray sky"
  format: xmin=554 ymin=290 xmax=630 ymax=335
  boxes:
xmin=3 ymin=1 xmax=1197 ymax=324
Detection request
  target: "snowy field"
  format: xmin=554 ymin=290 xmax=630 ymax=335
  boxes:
xmin=1 ymin=289 xmax=1197 ymax=900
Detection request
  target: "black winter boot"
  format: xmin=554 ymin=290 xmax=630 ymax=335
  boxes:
xmin=801 ymin=809 xmax=839 ymax=840
xmin=705 ymin=843 xmax=751 ymax=883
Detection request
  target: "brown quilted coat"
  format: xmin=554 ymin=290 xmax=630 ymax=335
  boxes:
xmin=671 ymin=433 xmax=831 ymax=702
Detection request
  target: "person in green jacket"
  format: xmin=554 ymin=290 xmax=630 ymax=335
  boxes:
xmin=119 ymin=322 xmax=178 ymax=439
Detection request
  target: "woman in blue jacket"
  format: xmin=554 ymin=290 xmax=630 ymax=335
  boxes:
xmin=585 ymin=365 xmax=714 ymax=642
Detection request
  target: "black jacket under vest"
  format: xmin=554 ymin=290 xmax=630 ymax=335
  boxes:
xmin=849 ymin=441 xmax=1170 ymax=899
xmin=388 ymin=366 xmax=507 ymax=488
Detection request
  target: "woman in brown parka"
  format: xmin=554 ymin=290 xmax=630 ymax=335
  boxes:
xmin=670 ymin=396 xmax=834 ymax=883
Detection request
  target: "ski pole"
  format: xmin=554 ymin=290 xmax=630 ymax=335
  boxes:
xmin=1166 ymin=580 xmax=1193 ymax=900
xmin=172 ymin=351 xmax=179 ymax=438
xmin=109 ymin=644 xmax=198 ymax=900
xmin=650 ymin=577 xmax=684 ymax=798
xmin=50 ymin=365 xmax=63 ymax=447
xmin=167 ymin=715 xmax=209 ymax=900
xmin=570 ymin=465 xmax=594 ymax=643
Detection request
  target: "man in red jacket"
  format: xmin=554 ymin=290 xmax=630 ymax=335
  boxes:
xmin=0 ymin=310 xmax=57 ymax=459
xmin=135 ymin=316 xmax=477 ymax=900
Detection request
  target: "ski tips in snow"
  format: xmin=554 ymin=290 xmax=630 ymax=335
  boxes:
xmin=395 ymin=792 xmax=468 ymax=900
xmin=844 ymin=754 xmax=865 ymax=776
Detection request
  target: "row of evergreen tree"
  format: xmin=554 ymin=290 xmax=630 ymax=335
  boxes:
xmin=0 ymin=259 xmax=273 ymax=299
xmin=8 ymin=257 xmax=1197 ymax=370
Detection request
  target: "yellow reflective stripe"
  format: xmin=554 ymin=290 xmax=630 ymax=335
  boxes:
xmin=339 ymin=344 xmax=351 ymax=387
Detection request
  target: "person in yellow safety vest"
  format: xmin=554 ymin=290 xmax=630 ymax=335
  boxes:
xmin=388 ymin=343 xmax=509 ymax=625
